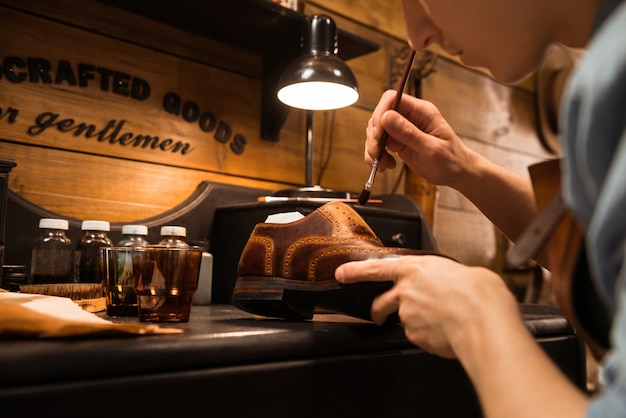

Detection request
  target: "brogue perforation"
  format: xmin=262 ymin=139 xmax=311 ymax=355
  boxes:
xmin=232 ymin=202 xmax=447 ymax=321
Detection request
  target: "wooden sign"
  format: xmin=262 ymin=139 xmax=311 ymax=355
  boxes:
xmin=0 ymin=7 xmax=307 ymax=182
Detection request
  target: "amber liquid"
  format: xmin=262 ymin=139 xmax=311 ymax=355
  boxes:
xmin=102 ymin=248 xmax=138 ymax=317
xmin=30 ymin=241 xmax=72 ymax=284
xmin=133 ymin=246 xmax=201 ymax=322
xmin=105 ymin=285 xmax=138 ymax=317
xmin=136 ymin=289 xmax=195 ymax=322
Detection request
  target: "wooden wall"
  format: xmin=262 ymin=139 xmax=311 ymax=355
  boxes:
xmin=0 ymin=0 xmax=554 ymax=276
xmin=310 ymin=0 xmax=555 ymax=276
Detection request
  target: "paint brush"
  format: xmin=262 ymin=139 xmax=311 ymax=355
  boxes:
xmin=357 ymin=49 xmax=417 ymax=205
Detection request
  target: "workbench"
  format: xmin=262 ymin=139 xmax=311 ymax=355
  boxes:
xmin=0 ymin=304 xmax=585 ymax=418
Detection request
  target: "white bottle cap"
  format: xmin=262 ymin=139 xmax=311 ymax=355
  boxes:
xmin=122 ymin=225 xmax=148 ymax=235
xmin=160 ymin=225 xmax=186 ymax=237
xmin=39 ymin=218 xmax=69 ymax=230
xmin=81 ymin=220 xmax=110 ymax=231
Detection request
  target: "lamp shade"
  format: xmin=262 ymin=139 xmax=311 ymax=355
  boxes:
xmin=277 ymin=15 xmax=359 ymax=110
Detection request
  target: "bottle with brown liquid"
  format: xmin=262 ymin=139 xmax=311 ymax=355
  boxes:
xmin=29 ymin=218 xmax=72 ymax=284
xmin=74 ymin=220 xmax=112 ymax=283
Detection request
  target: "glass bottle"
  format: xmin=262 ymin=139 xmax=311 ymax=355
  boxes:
xmin=74 ymin=220 xmax=112 ymax=283
xmin=117 ymin=224 xmax=149 ymax=247
xmin=158 ymin=225 xmax=188 ymax=247
xmin=29 ymin=218 xmax=72 ymax=284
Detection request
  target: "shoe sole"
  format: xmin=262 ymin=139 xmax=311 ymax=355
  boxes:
xmin=232 ymin=276 xmax=395 ymax=322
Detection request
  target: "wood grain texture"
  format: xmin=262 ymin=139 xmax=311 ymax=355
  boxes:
xmin=2 ymin=143 xmax=287 ymax=222
xmin=0 ymin=0 xmax=549 ymax=270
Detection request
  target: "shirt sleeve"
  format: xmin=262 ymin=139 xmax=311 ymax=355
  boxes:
xmin=560 ymin=2 xmax=626 ymax=417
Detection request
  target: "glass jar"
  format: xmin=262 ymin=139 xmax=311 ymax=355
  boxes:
xmin=29 ymin=218 xmax=73 ymax=284
xmin=74 ymin=220 xmax=112 ymax=283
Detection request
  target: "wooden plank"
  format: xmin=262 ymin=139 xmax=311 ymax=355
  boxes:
xmin=0 ymin=0 xmax=261 ymax=78
xmin=434 ymin=206 xmax=498 ymax=266
xmin=276 ymin=106 xmax=406 ymax=194
xmin=308 ymin=0 xmax=406 ymax=40
xmin=2 ymin=142 xmax=287 ymax=222
xmin=422 ymin=58 xmax=550 ymax=157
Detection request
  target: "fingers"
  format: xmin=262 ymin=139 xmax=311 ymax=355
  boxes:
xmin=380 ymin=110 xmax=423 ymax=151
xmin=335 ymin=258 xmax=402 ymax=284
xmin=335 ymin=258 xmax=409 ymax=326
xmin=364 ymin=90 xmax=401 ymax=171
xmin=365 ymin=92 xmax=447 ymax=173
xmin=381 ymin=100 xmax=446 ymax=155
xmin=371 ymin=286 xmax=401 ymax=325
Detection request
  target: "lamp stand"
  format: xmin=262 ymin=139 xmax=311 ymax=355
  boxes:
xmin=270 ymin=110 xmax=350 ymax=199
xmin=305 ymin=110 xmax=314 ymax=187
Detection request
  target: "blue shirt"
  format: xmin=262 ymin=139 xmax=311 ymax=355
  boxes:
xmin=561 ymin=0 xmax=626 ymax=415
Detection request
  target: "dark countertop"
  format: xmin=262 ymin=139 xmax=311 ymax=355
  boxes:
xmin=0 ymin=304 xmax=576 ymax=389
xmin=0 ymin=304 xmax=586 ymax=418
xmin=0 ymin=305 xmax=407 ymax=387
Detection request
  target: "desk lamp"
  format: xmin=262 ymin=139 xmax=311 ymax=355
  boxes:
xmin=273 ymin=14 xmax=359 ymax=199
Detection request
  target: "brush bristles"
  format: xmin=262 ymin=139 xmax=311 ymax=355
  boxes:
xmin=20 ymin=283 xmax=104 ymax=300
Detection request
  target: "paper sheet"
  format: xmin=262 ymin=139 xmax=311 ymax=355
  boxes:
xmin=0 ymin=290 xmax=182 ymax=338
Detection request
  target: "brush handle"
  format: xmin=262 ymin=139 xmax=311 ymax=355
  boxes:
xmin=358 ymin=49 xmax=416 ymax=204
xmin=376 ymin=49 xmax=416 ymax=159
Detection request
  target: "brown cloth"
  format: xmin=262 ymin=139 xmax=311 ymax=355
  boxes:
xmin=0 ymin=290 xmax=182 ymax=338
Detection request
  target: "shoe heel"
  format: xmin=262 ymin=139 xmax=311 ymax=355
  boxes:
xmin=231 ymin=277 xmax=315 ymax=320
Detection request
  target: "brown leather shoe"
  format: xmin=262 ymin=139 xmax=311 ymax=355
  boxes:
xmin=232 ymin=202 xmax=442 ymax=321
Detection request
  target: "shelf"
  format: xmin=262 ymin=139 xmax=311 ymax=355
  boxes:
xmin=98 ymin=0 xmax=380 ymax=140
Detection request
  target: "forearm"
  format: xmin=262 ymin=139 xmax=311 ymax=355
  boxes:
xmin=452 ymin=306 xmax=588 ymax=418
xmin=452 ymin=151 xmax=538 ymax=242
